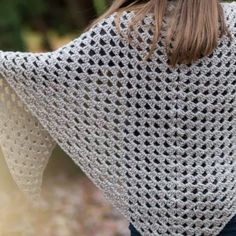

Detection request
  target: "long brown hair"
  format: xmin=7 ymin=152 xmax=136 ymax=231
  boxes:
xmin=85 ymin=0 xmax=232 ymax=68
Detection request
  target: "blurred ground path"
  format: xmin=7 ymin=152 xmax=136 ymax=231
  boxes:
xmin=0 ymin=173 xmax=129 ymax=236
xmin=0 ymin=146 xmax=129 ymax=236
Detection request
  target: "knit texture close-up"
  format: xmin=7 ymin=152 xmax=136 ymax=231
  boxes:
xmin=0 ymin=1 xmax=236 ymax=235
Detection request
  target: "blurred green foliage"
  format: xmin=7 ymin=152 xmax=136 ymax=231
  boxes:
xmin=0 ymin=0 xmax=25 ymax=50
xmin=0 ymin=0 xmax=109 ymax=51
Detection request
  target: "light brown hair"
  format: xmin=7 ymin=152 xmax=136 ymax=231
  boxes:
xmin=85 ymin=0 xmax=232 ymax=68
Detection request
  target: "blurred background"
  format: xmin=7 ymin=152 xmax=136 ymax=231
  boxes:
xmin=0 ymin=0 xmax=111 ymax=52
xmin=0 ymin=0 xmax=233 ymax=236
xmin=0 ymin=1 xmax=129 ymax=236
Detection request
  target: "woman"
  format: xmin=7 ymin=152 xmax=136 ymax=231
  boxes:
xmin=0 ymin=0 xmax=236 ymax=235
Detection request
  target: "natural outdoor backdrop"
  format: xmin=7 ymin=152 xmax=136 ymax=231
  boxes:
xmin=0 ymin=0 xmax=111 ymax=51
xmin=0 ymin=1 xmax=233 ymax=236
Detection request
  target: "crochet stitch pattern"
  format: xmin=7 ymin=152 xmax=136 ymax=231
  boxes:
xmin=0 ymin=1 xmax=236 ymax=235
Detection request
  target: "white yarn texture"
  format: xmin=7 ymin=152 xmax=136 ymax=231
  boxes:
xmin=1 ymin=1 xmax=236 ymax=235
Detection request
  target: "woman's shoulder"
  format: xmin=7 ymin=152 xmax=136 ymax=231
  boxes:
xmin=220 ymin=2 xmax=236 ymax=34
xmin=221 ymin=1 xmax=236 ymax=13
xmin=221 ymin=1 xmax=236 ymax=7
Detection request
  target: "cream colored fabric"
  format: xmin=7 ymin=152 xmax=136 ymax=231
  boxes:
xmin=0 ymin=79 xmax=56 ymax=201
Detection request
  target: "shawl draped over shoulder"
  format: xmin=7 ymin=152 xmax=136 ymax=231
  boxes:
xmin=1 ymin=2 xmax=236 ymax=236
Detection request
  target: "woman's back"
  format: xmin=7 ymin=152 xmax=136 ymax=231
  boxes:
xmin=0 ymin=1 xmax=236 ymax=236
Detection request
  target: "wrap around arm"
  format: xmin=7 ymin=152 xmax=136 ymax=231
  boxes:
xmin=0 ymin=12 xmax=125 ymax=202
